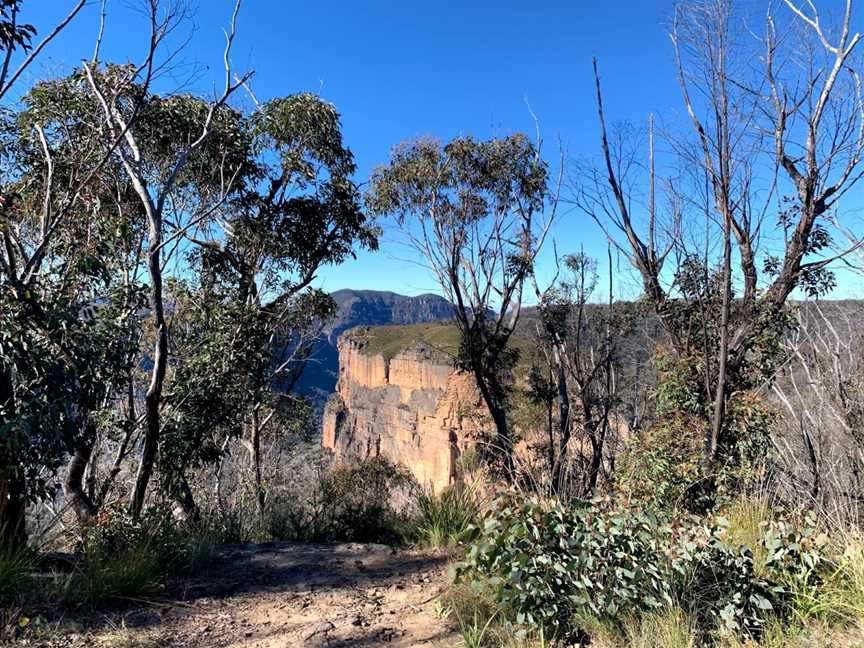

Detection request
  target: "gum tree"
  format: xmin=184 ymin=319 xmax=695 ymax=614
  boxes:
xmin=367 ymin=135 xmax=553 ymax=478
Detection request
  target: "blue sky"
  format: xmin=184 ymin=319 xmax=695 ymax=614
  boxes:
xmin=25 ymin=1 xmax=864 ymax=300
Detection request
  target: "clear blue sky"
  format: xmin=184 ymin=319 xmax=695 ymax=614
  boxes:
xmin=24 ymin=0 xmax=864 ymax=300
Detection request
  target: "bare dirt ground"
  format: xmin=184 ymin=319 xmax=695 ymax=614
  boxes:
xmin=38 ymin=543 xmax=460 ymax=648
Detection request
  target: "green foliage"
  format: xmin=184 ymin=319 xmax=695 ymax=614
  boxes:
xmin=317 ymin=458 xmax=413 ymax=543
xmin=0 ymin=539 xmax=35 ymax=604
xmin=412 ymin=483 xmax=480 ymax=548
xmin=0 ymin=2 xmax=36 ymax=53
xmin=452 ymin=497 xmax=850 ymax=643
xmin=618 ymin=351 xmax=776 ymax=513
xmin=673 ymin=520 xmax=779 ymax=638
xmin=454 ymin=497 xmax=675 ymax=639
xmin=63 ymin=506 xmax=177 ymax=606
xmin=201 ymin=457 xmax=415 ymax=545
xmin=367 ymin=135 xmax=547 ymax=226
xmin=0 ymin=284 xmax=140 ymax=506
xmin=159 ymin=285 xmax=269 ymax=484
xmin=367 ymin=134 xmax=549 ymax=476
xmin=762 ymin=515 xmax=832 ymax=622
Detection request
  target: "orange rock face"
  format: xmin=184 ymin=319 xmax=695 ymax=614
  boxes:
xmin=322 ymin=330 xmax=488 ymax=491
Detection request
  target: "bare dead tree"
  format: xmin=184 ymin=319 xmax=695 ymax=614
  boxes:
xmin=531 ymin=246 xmax=626 ymax=496
xmin=772 ymin=301 xmax=864 ymax=513
xmin=580 ymin=0 xmax=863 ymax=473
xmin=755 ymin=0 xmax=864 ymax=327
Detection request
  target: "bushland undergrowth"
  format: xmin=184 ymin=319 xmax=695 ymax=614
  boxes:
xmin=441 ymin=495 xmax=864 ymax=647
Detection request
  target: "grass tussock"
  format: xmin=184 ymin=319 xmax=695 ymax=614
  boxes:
xmin=413 ymin=482 xmax=480 ymax=549
xmin=0 ymin=543 xmax=36 ymax=605
xmin=723 ymin=496 xmax=773 ymax=570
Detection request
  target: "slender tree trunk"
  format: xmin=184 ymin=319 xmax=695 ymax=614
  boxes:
xmin=172 ymin=474 xmax=199 ymax=524
xmin=709 ymin=212 xmax=733 ymax=461
xmin=98 ymin=428 xmax=135 ymax=509
xmin=551 ymin=355 xmax=571 ymax=495
xmin=545 ymin=367 xmax=555 ymax=492
xmin=586 ymin=245 xmax=614 ymax=496
xmin=130 ymin=210 xmax=167 ymax=520
xmin=586 ymin=415 xmax=610 ymax=495
xmin=251 ymin=410 xmax=265 ymax=517
xmin=473 ymin=368 xmax=514 ymax=480
xmin=213 ymin=435 xmax=231 ymax=513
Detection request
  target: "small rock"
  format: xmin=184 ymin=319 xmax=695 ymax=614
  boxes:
xmin=301 ymin=620 xmax=335 ymax=641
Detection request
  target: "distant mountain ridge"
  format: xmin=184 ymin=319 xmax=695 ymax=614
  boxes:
xmin=296 ymin=289 xmax=455 ymax=406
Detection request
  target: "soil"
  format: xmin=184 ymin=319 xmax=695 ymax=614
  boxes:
xmin=28 ymin=542 xmax=459 ymax=648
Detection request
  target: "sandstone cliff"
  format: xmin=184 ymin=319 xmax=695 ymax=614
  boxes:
xmin=322 ymin=324 xmax=487 ymax=490
xmin=295 ymin=290 xmax=454 ymax=408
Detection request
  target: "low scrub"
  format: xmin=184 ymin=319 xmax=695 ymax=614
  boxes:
xmin=0 ymin=542 xmax=36 ymax=605
xmin=199 ymin=456 xmax=415 ymax=545
xmin=450 ymin=496 xmax=864 ymax=645
xmin=61 ymin=506 xmax=178 ymax=606
xmin=453 ymin=497 xmax=675 ymax=642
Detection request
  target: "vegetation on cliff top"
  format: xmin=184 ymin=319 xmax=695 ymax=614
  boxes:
xmin=346 ymin=321 xmax=538 ymax=367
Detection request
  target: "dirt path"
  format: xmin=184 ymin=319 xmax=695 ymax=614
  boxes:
xmin=67 ymin=543 xmax=460 ymax=648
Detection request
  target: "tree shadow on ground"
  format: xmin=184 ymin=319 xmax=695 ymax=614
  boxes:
xmin=30 ymin=541 xmax=457 ymax=647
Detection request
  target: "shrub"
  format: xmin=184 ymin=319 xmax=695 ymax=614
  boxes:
xmin=0 ymin=542 xmax=35 ymax=604
xmin=673 ymin=519 xmax=778 ymax=638
xmin=453 ymin=497 xmax=674 ymax=639
xmin=452 ymin=497 xmax=817 ymax=642
xmin=317 ymin=457 xmax=413 ymax=543
xmin=761 ymin=514 xmax=831 ymax=622
xmin=191 ymin=456 xmax=415 ymax=545
xmin=62 ymin=505 xmax=178 ymax=606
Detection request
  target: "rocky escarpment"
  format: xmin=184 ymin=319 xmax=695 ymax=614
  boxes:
xmin=322 ymin=325 xmax=488 ymax=490
xmin=295 ymin=290 xmax=454 ymax=408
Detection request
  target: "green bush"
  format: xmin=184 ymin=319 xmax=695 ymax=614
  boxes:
xmin=317 ymin=457 xmax=413 ymax=543
xmin=452 ymin=498 xmax=827 ymax=642
xmin=673 ymin=519 xmax=778 ymax=638
xmin=192 ymin=457 xmax=415 ymax=545
xmin=0 ymin=542 xmax=35 ymax=604
xmin=761 ymin=515 xmax=829 ymax=619
xmin=413 ymin=482 xmax=480 ymax=548
xmin=62 ymin=505 xmax=178 ymax=606
xmin=453 ymin=497 xmax=675 ymax=639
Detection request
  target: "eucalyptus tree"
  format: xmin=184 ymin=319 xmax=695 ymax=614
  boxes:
xmin=367 ymin=135 xmax=553 ymax=479
xmin=83 ymin=0 xmax=252 ymax=519
xmin=0 ymin=1 xmax=124 ymax=544
xmin=184 ymin=92 xmax=378 ymax=515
